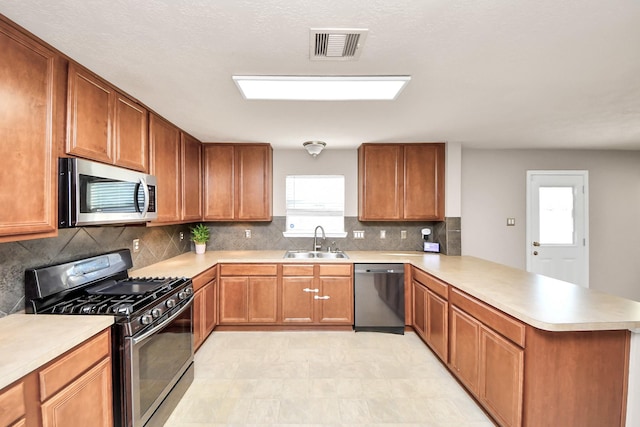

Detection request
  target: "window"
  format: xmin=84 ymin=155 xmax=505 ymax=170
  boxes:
xmin=284 ymin=175 xmax=346 ymax=237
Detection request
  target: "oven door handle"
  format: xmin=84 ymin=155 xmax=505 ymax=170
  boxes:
xmin=132 ymin=296 xmax=193 ymax=345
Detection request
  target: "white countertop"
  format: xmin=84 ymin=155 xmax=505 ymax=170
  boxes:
xmin=131 ymin=250 xmax=640 ymax=332
xmin=0 ymin=314 xmax=113 ymax=390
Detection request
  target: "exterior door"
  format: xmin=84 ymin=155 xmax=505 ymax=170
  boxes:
xmin=526 ymin=171 xmax=589 ymax=287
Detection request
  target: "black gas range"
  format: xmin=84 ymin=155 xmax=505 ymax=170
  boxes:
xmin=25 ymin=249 xmax=194 ymax=427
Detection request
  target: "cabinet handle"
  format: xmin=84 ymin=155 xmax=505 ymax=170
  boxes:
xmin=314 ymin=295 xmax=330 ymax=300
xmin=303 ymin=288 xmax=319 ymax=293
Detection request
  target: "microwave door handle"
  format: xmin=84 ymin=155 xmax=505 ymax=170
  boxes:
xmin=138 ymin=177 xmax=150 ymax=217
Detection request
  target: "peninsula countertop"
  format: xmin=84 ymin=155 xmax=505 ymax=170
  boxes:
xmin=0 ymin=314 xmax=114 ymax=390
xmin=131 ymin=250 xmax=640 ymax=333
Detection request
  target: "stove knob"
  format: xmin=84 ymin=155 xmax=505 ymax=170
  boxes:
xmin=166 ymin=299 xmax=176 ymax=308
xmin=151 ymin=308 xmax=161 ymax=318
xmin=140 ymin=314 xmax=153 ymax=325
xmin=178 ymin=291 xmax=187 ymax=300
xmin=185 ymin=287 xmax=193 ymax=295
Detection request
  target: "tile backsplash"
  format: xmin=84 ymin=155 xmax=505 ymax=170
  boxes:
xmin=0 ymin=217 xmax=461 ymax=318
xmin=0 ymin=224 xmax=191 ymax=317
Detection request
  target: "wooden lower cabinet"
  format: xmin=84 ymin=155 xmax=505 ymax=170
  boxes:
xmin=193 ymin=271 xmax=217 ymax=351
xmin=219 ymin=277 xmax=278 ymax=323
xmin=479 ymin=326 xmax=524 ymax=427
xmin=412 ymin=277 xmax=448 ymax=362
xmin=281 ymin=264 xmax=353 ymax=325
xmin=41 ymin=358 xmax=112 ymax=427
xmin=0 ymin=328 xmax=113 ymax=427
xmin=449 ymin=305 xmax=524 ymax=427
xmin=219 ymin=264 xmax=278 ymax=324
xmin=449 ymin=306 xmax=481 ymax=394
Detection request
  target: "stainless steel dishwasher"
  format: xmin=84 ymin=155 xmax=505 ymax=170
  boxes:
xmin=354 ymin=263 xmax=405 ymax=334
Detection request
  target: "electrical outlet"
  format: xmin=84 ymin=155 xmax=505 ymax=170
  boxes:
xmin=179 ymin=232 xmax=184 ymax=241
xmin=353 ymin=230 xmax=365 ymax=239
xmin=244 ymin=229 xmax=252 ymax=238
xmin=133 ymin=239 xmax=140 ymax=253
xmin=507 ymin=218 xmax=516 ymax=226
xmin=401 ymin=230 xmax=407 ymax=239
xmin=380 ymin=230 xmax=386 ymax=239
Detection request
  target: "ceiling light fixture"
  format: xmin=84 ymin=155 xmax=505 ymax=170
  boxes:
xmin=232 ymin=76 xmax=411 ymax=101
xmin=303 ymin=141 xmax=326 ymax=158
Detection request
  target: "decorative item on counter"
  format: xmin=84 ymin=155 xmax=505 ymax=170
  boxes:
xmin=191 ymin=223 xmax=210 ymax=254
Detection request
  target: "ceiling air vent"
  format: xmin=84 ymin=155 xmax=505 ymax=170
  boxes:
xmin=310 ymin=28 xmax=368 ymax=61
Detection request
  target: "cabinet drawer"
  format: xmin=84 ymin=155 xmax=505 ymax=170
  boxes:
xmin=318 ymin=264 xmax=352 ymax=276
xmin=0 ymin=381 xmax=25 ymax=426
xmin=192 ymin=265 xmax=217 ymax=291
xmin=450 ymin=288 xmax=525 ymax=347
xmin=39 ymin=329 xmax=110 ymax=401
xmin=282 ymin=264 xmax=314 ymax=276
xmin=220 ymin=264 xmax=277 ymax=276
xmin=412 ymin=267 xmax=448 ymax=299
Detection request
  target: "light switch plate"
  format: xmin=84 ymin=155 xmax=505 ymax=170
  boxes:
xmin=400 ymin=230 xmax=407 ymax=239
xmin=353 ymin=230 xmax=365 ymax=239
xmin=507 ymin=218 xmax=516 ymax=226
xmin=133 ymin=239 xmax=140 ymax=253
xmin=244 ymin=229 xmax=252 ymax=238
xmin=380 ymin=230 xmax=386 ymax=239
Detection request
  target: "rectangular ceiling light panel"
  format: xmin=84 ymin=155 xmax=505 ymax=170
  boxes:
xmin=232 ymin=76 xmax=411 ymax=101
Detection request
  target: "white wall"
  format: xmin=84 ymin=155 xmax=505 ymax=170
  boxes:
xmin=273 ymin=149 xmax=358 ymax=216
xmin=462 ymin=149 xmax=640 ymax=301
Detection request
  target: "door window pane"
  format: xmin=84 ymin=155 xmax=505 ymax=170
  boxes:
xmin=539 ymin=186 xmax=574 ymax=244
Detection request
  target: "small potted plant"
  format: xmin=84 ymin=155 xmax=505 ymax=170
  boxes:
xmin=191 ymin=223 xmax=210 ymax=254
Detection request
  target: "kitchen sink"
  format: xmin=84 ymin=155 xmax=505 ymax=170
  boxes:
xmin=284 ymin=250 xmax=349 ymax=259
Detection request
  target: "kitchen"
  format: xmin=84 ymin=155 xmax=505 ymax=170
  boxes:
xmin=1 ymin=1 xmax=640 ymax=427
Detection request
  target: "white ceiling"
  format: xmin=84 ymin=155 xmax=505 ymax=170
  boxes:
xmin=2 ymin=0 xmax=640 ymax=150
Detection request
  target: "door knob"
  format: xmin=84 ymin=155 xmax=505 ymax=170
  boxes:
xmin=533 ymin=251 xmax=538 ymax=256
xmin=533 ymin=241 xmax=540 ymax=247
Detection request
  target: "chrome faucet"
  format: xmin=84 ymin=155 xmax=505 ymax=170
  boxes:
xmin=313 ymin=225 xmax=326 ymax=251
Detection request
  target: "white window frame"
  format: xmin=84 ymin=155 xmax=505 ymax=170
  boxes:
xmin=282 ymin=174 xmax=347 ymax=238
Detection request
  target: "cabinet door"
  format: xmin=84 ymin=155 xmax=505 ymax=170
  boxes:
xmin=181 ymin=133 xmax=202 ymax=221
xmin=0 ymin=381 xmax=26 ymax=427
xmin=235 ymin=145 xmax=272 ymax=221
xmin=412 ymin=281 xmax=428 ymax=340
xmin=479 ymin=327 xmax=524 ymax=427
xmin=317 ymin=276 xmax=353 ymax=324
xmin=0 ymin=22 xmax=58 ymax=241
xmin=114 ymin=92 xmax=148 ymax=172
xmin=150 ymin=113 xmax=181 ymax=222
xmin=248 ymin=277 xmax=278 ymax=323
xmin=203 ymin=145 xmax=235 ymax=220
xmin=404 ymin=144 xmax=445 ymax=220
xmin=219 ymin=277 xmax=248 ymax=323
xmin=281 ymin=277 xmax=315 ymax=323
xmin=204 ymin=280 xmax=217 ymax=335
xmin=449 ymin=306 xmax=480 ymax=395
xmin=426 ymin=289 xmax=448 ymax=361
xmin=41 ymin=358 xmax=113 ymax=427
xmin=358 ymin=144 xmax=403 ymax=220
xmin=193 ymin=286 xmax=205 ymax=350
xmin=66 ymin=63 xmax=113 ymax=164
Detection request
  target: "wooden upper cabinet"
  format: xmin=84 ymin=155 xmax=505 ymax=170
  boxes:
xmin=203 ymin=143 xmax=272 ymax=221
xmin=149 ymin=113 xmax=181 ymax=223
xmin=0 ymin=18 xmax=58 ymax=242
xmin=67 ymin=62 xmax=148 ymax=172
xmin=358 ymin=143 xmax=445 ymax=221
xmin=181 ymin=133 xmax=202 ymax=221
xmin=404 ymin=144 xmax=445 ymax=220
xmin=114 ymin=93 xmax=148 ymax=172
xmin=358 ymin=144 xmax=403 ymax=220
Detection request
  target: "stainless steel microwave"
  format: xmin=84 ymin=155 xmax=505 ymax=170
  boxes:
xmin=58 ymin=158 xmax=157 ymax=228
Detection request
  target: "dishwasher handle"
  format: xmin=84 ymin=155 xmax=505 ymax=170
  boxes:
xmin=355 ymin=268 xmax=403 ymax=274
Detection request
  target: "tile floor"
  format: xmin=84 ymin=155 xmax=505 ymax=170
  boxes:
xmin=165 ymin=331 xmax=495 ymax=426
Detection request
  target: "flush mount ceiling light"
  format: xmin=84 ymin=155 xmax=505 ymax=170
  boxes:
xmin=232 ymin=76 xmax=411 ymax=101
xmin=303 ymin=141 xmax=326 ymax=158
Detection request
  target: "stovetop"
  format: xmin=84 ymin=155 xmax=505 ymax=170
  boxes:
xmin=41 ymin=277 xmax=188 ymax=316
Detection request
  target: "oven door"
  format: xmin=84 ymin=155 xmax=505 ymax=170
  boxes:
xmin=124 ymin=299 xmax=193 ymax=427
